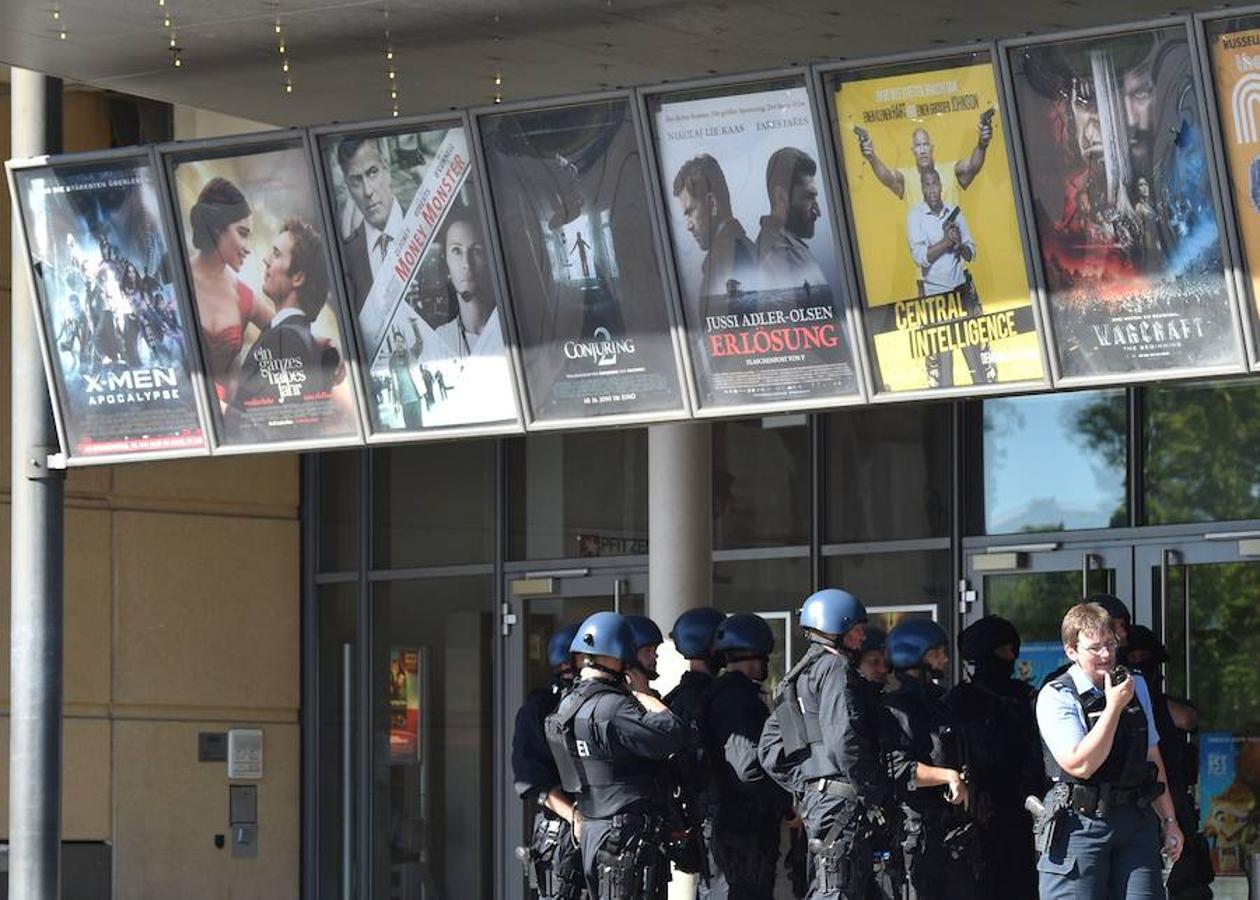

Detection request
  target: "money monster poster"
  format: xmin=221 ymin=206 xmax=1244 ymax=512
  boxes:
xmin=12 ymin=158 xmax=207 ymax=459
xmin=651 ymin=83 xmax=861 ymax=408
xmin=1010 ymin=28 xmax=1241 ymax=380
xmin=170 ymin=142 xmax=361 ymax=448
xmin=1208 ymin=19 xmax=1260 ymax=358
xmin=319 ymin=124 xmax=518 ymax=435
xmin=833 ymin=60 xmax=1046 ymax=393
xmin=479 ymin=99 xmax=685 ymax=423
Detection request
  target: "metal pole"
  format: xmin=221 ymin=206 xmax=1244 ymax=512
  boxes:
xmin=9 ymin=67 xmax=65 ymax=899
xmin=647 ymin=421 xmax=711 ymax=900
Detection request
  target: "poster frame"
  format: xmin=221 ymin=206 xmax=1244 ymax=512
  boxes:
xmin=635 ymin=66 xmax=871 ymax=417
xmin=814 ymin=43 xmax=1055 ymax=402
xmin=998 ymin=16 xmax=1250 ymax=389
xmin=468 ymin=88 xmax=694 ymax=432
xmin=156 ymin=127 xmax=368 ymax=455
xmin=1193 ymin=5 xmax=1260 ymax=370
xmin=308 ymin=110 xmax=528 ymax=444
xmin=5 ymin=145 xmax=215 ymax=466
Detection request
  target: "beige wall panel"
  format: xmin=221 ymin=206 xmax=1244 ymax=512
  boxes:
xmin=0 ymin=717 xmax=112 ymax=840
xmin=111 ymin=455 xmax=299 ymax=512
xmin=113 ymin=511 xmax=299 ymax=710
xmin=0 ymin=505 xmax=112 ymax=706
xmin=114 ymin=719 xmax=299 ymax=899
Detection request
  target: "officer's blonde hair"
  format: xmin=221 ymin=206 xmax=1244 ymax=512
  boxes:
xmin=1060 ymin=602 xmax=1114 ymax=650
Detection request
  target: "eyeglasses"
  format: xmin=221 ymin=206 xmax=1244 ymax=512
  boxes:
xmin=1078 ymin=640 xmax=1118 ymax=657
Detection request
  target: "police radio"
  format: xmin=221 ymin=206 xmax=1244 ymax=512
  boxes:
xmin=1110 ymin=665 xmax=1130 ymax=685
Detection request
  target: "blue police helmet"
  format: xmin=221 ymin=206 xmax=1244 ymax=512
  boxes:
xmin=547 ymin=623 xmax=580 ymax=669
xmin=887 ymin=619 xmax=950 ymax=671
xmin=670 ymin=608 xmax=727 ymax=659
xmin=713 ymin=613 xmax=774 ymax=656
xmin=799 ymin=589 xmax=867 ymax=637
xmin=624 ymin=614 xmax=664 ymax=650
xmin=570 ymin=612 xmax=636 ymax=663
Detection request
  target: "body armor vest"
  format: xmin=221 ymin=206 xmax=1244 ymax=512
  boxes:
xmin=545 ymin=677 xmax=660 ymax=818
xmin=1042 ymin=671 xmax=1151 ymax=789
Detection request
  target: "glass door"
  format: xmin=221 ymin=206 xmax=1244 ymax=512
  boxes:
xmin=498 ymin=568 xmax=648 ymax=900
xmin=962 ymin=542 xmax=1133 ymax=688
xmin=1135 ymin=538 xmax=1260 ymax=888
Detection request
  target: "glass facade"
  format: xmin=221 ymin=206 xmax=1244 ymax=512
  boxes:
xmin=309 ymin=375 xmax=1260 ymax=897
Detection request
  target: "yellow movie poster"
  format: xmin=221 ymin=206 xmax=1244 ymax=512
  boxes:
xmin=833 ymin=60 xmax=1045 ymax=393
xmin=1211 ymin=24 xmax=1260 ymax=339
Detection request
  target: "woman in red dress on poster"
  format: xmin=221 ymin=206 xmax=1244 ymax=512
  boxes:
xmin=188 ymin=177 xmax=274 ymax=406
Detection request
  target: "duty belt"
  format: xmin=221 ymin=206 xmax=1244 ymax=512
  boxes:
xmin=808 ymin=778 xmax=858 ymax=800
xmin=1067 ymin=782 xmax=1159 ymax=818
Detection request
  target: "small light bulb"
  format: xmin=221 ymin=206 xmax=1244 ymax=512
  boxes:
xmin=279 ymin=41 xmax=286 ymax=53
xmin=388 ymin=69 xmax=396 ymax=80
xmin=274 ymin=22 xmax=282 ymax=34
xmin=174 ymin=55 xmax=182 ymax=67
xmin=282 ymin=60 xmax=289 ymax=72
xmin=52 ymin=9 xmax=60 ymax=20
xmin=494 ymin=74 xmax=502 ymax=86
xmin=386 ymin=49 xmax=393 ymax=61
xmin=390 ymin=88 xmax=398 ymax=99
xmin=169 ymin=35 xmax=176 ymax=48
xmin=59 ymin=28 xmax=67 ymax=39
xmin=285 ymin=82 xmax=293 ymax=93
xmin=163 ymin=14 xmax=171 ymax=27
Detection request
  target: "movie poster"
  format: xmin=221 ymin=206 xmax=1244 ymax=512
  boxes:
xmin=11 ymin=158 xmax=207 ymax=459
xmin=478 ymin=99 xmax=685 ymax=423
xmin=169 ymin=140 xmax=361 ymax=447
xmin=833 ymin=60 xmax=1046 ymax=393
xmin=1208 ymin=17 xmax=1260 ymax=360
xmin=388 ymin=647 xmax=421 ymax=764
xmin=1198 ymin=732 xmax=1260 ymax=875
xmin=319 ymin=124 xmax=519 ymax=434
xmin=650 ymin=82 xmax=861 ymax=408
xmin=1010 ymin=27 xmax=1241 ymax=380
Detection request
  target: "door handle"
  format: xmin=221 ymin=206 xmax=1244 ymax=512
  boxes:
xmin=341 ymin=642 xmax=352 ymax=900
xmin=613 ymin=578 xmax=623 ymax=614
xmin=1081 ymin=553 xmax=1102 ymax=598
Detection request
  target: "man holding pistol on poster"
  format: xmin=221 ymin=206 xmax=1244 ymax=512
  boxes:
xmin=906 ymin=167 xmax=995 ymax=387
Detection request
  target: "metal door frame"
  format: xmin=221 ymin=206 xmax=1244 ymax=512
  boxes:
xmin=961 ymin=541 xmax=1136 ymax=629
xmin=497 ymin=565 xmax=650 ymax=900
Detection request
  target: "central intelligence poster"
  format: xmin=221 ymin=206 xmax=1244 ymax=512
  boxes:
xmin=319 ymin=123 xmax=518 ymax=435
xmin=1010 ymin=27 xmax=1241 ymax=379
xmin=833 ymin=59 xmax=1046 ymax=393
xmin=479 ymin=99 xmax=685 ymax=423
xmin=651 ymin=82 xmax=862 ymax=409
xmin=170 ymin=141 xmax=361 ymax=448
xmin=12 ymin=157 xmax=207 ymax=459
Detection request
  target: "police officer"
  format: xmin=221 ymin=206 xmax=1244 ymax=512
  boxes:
xmin=546 ymin=612 xmax=693 ymax=899
xmin=513 ymin=623 xmax=586 ymax=899
xmin=1035 ymin=602 xmax=1183 ymax=900
xmin=758 ymin=588 xmax=885 ymax=899
xmin=698 ymin=613 xmax=789 ymax=899
xmin=882 ymin=619 xmax=979 ymax=900
xmin=1124 ymin=625 xmax=1213 ymax=900
xmin=855 ymin=626 xmax=889 ymax=690
xmin=946 ymin=615 xmax=1042 ymax=900
xmin=624 ymin=614 xmax=665 ymax=695
xmin=664 ymin=607 xmax=727 ymax=724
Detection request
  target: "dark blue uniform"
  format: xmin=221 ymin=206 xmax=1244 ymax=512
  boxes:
xmin=548 ymin=676 xmax=693 ymax=899
xmin=512 ymin=680 xmax=585 ymax=900
xmin=882 ymin=676 xmax=980 ymax=900
xmin=698 ymin=671 xmax=789 ymax=899
xmin=760 ymin=647 xmax=886 ymax=899
xmin=945 ymin=672 xmax=1042 ymax=899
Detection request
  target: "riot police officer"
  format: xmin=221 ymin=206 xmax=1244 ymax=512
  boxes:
xmin=624 ymin=614 xmax=665 ymax=695
xmin=882 ymin=619 xmax=979 ymax=900
xmin=758 ymin=588 xmax=885 ymax=899
xmin=513 ymin=623 xmax=586 ymax=899
xmin=698 ymin=613 xmax=789 ymax=899
xmin=546 ymin=612 xmax=693 ymax=899
xmin=1034 ymin=602 xmax=1183 ymax=900
xmin=946 ymin=615 xmax=1041 ymax=900
xmin=1122 ymin=625 xmax=1212 ymax=900
xmin=664 ymin=607 xmax=727 ymax=724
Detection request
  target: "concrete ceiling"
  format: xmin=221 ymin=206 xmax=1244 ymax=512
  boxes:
xmin=0 ymin=0 xmax=1238 ymax=127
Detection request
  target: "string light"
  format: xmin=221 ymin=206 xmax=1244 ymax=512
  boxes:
xmin=274 ymin=3 xmax=292 ymax=95
xmin=494 ymin=70 xmax=503 ymax=104
xmin=52 ymin=7 xmax=66 ymax=39
xmin=383 ymin=4 xmax=399 ymax=117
